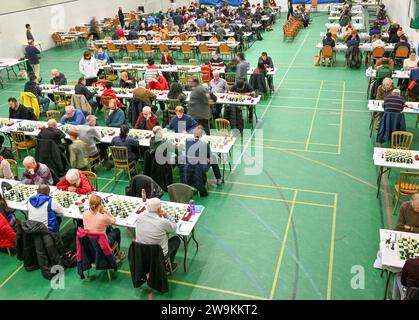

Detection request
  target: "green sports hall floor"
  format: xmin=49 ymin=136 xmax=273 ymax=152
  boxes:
xmin=0 ymin=12 xmax=414 ymax=300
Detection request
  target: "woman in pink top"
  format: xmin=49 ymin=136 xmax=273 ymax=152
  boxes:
xmin=83 ymin=195 xmax=125 ymax=262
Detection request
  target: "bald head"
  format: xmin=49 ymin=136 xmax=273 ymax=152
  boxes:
xmin=37 ymin=184 xmax=50 ymax=196
xmin=392 ymin=89 xmax=401 ymax=96
xmin=48 ymin=119 xmax=58 ymax=128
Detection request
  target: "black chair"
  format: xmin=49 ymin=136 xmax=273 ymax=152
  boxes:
xmin=143 ymin=149 xmax=173 ymax=192
xmin=125 ymin=174 xmax=164 ymax=199
xmin=405 ymin=287 xmax=419 ymax=300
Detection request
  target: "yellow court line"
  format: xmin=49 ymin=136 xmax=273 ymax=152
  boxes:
xmin=218 ymin=179 xmax=337 ymax=196
xmin=266 ymin=105 xmax=368 ymax=114
xmin=99 ymin=177 xmax=116 ymax=192
xmin=253 ymin=144 xmax=339 ymax=155
xmin=0 ymin=264 xmax=24 ymax=289
xmin=272 ymin=96 xmax=366 ymax=103
xmin=283 ymin=79 xmax=344 ymax=83
xmin=262 ymin=138 xmax=338 ymax=147
xmin=327 ymin=194 xmax=338 ymax=300
xmin=269 ymin=190 xmax=298 ymax=300
xmin=337 ymin=81 xmax=346 ymax=155
xmin=265 ymin=146 xmax=380 ymax=192
xmin=116 ymin=270 xmax=267 ymax=300
xmin=306 ymin=80 xmax=324 ymax=151
xmin=209 ymin=191 xmax=334 ymax=208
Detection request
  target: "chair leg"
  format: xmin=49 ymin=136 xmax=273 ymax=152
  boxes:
xmin=107 ymin=270 xmax=112 ymax=281
xmin=393 ymin=193 xmax=400 ymax=215
xmin=127 ymin=165 xmax=132 ymax=180
xmin=7 ymin=248 xmax=11 ymax=256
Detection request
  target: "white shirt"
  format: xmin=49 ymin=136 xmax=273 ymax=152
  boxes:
xmin=79 ymin=57 xmax=99 ymax=79
xmin=28 ymin=198 xmax=66 ymax=230
xmin=404 ymin=57 xmax=419 ymax=70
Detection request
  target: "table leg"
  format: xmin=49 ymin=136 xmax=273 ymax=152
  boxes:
xmin=191 ymin=229 xmax=199 ymax=251
xmin=376 ymin=166 xmax=384 ymax=198
xmin=384 ymin=270 xmax=392 ymax=300
xmin=181 ymin=235 xmax=188 ymax=272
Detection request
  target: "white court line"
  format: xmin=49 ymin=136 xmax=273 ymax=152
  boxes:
xmin=232 ymin=29 xmax=312 ymax=172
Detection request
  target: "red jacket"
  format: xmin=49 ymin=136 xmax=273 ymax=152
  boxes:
xmin=135 ymin=112 xmax=158 ymax=130
xmin=56 ymin=171 xmax=93 ymax=195
xmin=0 ymin=213 xmax=16 ymax=249
xmin=201 ymin=65 xmax=213 ymax=81
xmin=148 ymin=76 xmax=169 ymax=90
xmin=115 ymin=29 xmax=125 ymax=39
xmin=102 ymin=89 xmax=123 ymax=107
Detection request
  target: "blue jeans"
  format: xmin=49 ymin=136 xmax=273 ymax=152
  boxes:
xmin=38 ymin=97 xmax=50 ymax=112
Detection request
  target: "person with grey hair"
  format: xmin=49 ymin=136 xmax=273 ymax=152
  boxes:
xmin=56 ymin=168 xmax=93 ymax=194
xmin=38 ymin=118 xmax=66 ymax=146
xmin=383 ymin=89 xmax=406 ymax=113
xmin=50 ymin=69 xmax=67 ymax=86
xmin=134 ymin=106 xmax=158 ymax=130
xmin=106 ymin=99 xmax=125 ymax=128
xmin=78 ymin=115 xmax=109 ymax=164
xmin=21 ymin=156 xmax=53 ymax=185
xmin=135 ymin=197 xmax=180 ymax=272
xmin=60 ymin=105 xmax=86 ymax=125
xmin=376 ymin=78 xmax=396 ymax=101
xmin=133 ymin=80 xmax=157 ymax=106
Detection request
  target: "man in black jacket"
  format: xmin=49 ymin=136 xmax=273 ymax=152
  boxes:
xmin=48 ymin=69 xmax=67 ymax=101
xmin=24 ymin=74 xmax=50 ymax=114
xmin=118 ymin=7 xmax=125 ymax=28
xmin=75 ymin=77 xmax=99 ymax=111
xmin=8 ymin=97 xmax=37 ymax=120
xmin=25 ymin=40 xmax=41 ymax=80
xmin=258 ymin=52 xmax=275 ymax=92
xmin=173 ymin=11 xmax=184 ymax=28
xmin=38 ymin=119 xmax=67 ymax=165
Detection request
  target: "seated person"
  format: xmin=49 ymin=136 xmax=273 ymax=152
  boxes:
xmin=114 ymin=27 xmax=125 ymax=39
xmin=75 ymin=77 xmax=99 ymax=112
xmin=166 ymin=105 xmax=198 ymax=133
xmin=79 ymin=115 xmax=105 ymax=158
xmin=106 ymin=99 xmax=125 ymax=128
xmin=371 ymin=34 xmax=386 ymax=50
xmin=369 ymin=23 xmax=381 ymax=37
xmin=375 ymin=54 xmax=395 ymax=69
xmin=0 ymin=155 xmax=14 ymax=180
xmin=229 ymin=80 xmax=255 ymax=96
xmin=135 ymin=197 xmax=180 ymax=271
xmin=200 ymin=60 xmax=213 ymax=82
xmin=67 ymin=127 xmax=90 ymax=170
xmin=134 ymin=106 xmax=158 ymax=130
xmin=342 ymin=23 xmax=356 ymax=41
xmin=83 ymin=194 xmax=125 ymax=262
xmin=146 ymin=57 xmax=158 ymax=70
xmin=167 ymin=82 xmax=187 ymax=107
xmin=148 ymin=72 xmax=169 ymax=91
xmin=404 ymin=51 xmax=419 ymax=70
xmin=24 ymin=74 xmax=49 ymax=114
xmin=57 ymin=169 xmax=93 ymax=194
xmin=410 ymin=61 xmax=419 ymax=82
xmin=8 ymin=97 xmax=37 ymax=120
xmin=160 ymin=50 xmax=175 ymax=65
xmin=133 ymin=80 xmax=157 ymax=106
xmin=111 ymin=124 xmax=140 ymax=162
xmin=383 ymin=89 xmax=405 ymax=113
xmin=96 ymin=47 xmax=110 ymax=66
xmin=322 ymin=32 xmax=336 ymax=65
xmin=394 ymin=35 xmax=411 ymax=55
xmin=119 ymin=71 xmax=136 ymax=89
xmin=21 ymin=156 xmax=53 ymax=185
xmin=346 ymin=31 xmax=360 ymax=48
xmin=102 ymin=81 xmax=124 ymax=108
xmin=60 ymin=105 xmax=86 ymax=125
xmin=38 ymin=119 xmax=66 ymax=146
xmin=149 ymin=126 xmax=176 ymax=156
xmin=50 ymin=69 xmax=67 ymax=86
xmin=376 ymin=78 xmax=396 ymax=100
xmin=389 ymin=27 xmax=403 ymax=43
xmin=28 ymin=184 xmax=65 ymax=234
xmin=210 ymin=52 xmax=224 ymax=66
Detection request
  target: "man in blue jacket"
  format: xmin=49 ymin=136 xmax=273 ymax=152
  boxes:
xmin=166 ymin=106 xmax=198 ymax=133
xmin=27 ymin=184 xmax=66 ymax=234
xmin=60 ymin=105 xmax=86 ymax=125
xmin=106 ymin=99 xmax=125 ymax=128
xmin=25 ymin=40 xmax=41 ymax=81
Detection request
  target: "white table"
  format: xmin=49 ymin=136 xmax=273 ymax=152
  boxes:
xmin=316 ymin=42 xmax=394 ymax=52
xmin=320 ymin=31 xmax=370 ymax=41
xmin=0 ymin=58 xmax=28 ymax=84
xmin=373 ymin=147 xmax=419 ymax=197
xmin=325 ymin=23 xmax=364 ymax=31
xmin=366 ymin=68 xmax=410 ymax=79
xmin=94 ymin=39 xmax=240 ymax=49
xmin=328 ymin=15 xmax=363 ymax=21
xmin=0 ymin=178 xmax=205 ymax=272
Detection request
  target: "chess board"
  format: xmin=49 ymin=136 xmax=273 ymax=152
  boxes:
xmin=0 ymin=118 xmax=15 ymax=129
xmin=398 ymin=237 xmax=419 ymax=260
xmin=60 ymin=124 xmax=74 ymax=134
xmin=161 ymin=203 xmax=188 ymax=223
xmin=128 ymin=129 xmax=152 ymax=140
xmin=16 ymin=121 xmax=44 ymax=133
xmin=3 ymin=184 xmax=38 ymax=203
xmin=204 ymin=136 xmax=233 ymax=150
xmin=382 ymin=150 xmax=414 ymax=164
xmin=103 ymin=196 xmax=144 ymax=219
xmin=97 ymin=127 xmax=116 ymax=138
xmin=227 ymin=95 xmax=246 ymax=103
xmin=54 ymin=191 xmax=85 ymax=209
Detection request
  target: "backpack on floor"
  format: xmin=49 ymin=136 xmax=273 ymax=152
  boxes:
xmin=346 ymin=46 xmax=362 ymax=69
xmin=0 ymin=136 xmax=14 ymax=160
xmin=17 ymin=69 xmax=28 ymax=80
xmin=256 ymin=30 xmax=263 ymax=40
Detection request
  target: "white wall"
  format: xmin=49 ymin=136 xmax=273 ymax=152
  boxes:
xmin=382 ymin=0 xmax=419 ymax=45
xmin=0 ymin=0 xmax=190 ymax=58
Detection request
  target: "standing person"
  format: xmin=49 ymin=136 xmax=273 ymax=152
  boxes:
xmin=79 ymin=51 xmax=99 ymax=86
xmin=287 ymin=0 xmax=294 ymax=20
xmin=187 ymin=77 xmax=211 ymax=135
xmin=25 ymin=24 xmax=34 ymax=42
xmin=86 ymin=33 xmax=97 ymax=54
xmin=235 ymin=52 xmax=250 ymax=83
xmin=118 ymin=7 xmax=125 ymax=28
xmin=258 ymin=52 xmax=275 ymax=92
xmin=25 ymin=40 xmax=41 ymax=81
xmin=89 ymin=17 xmax=99 ymax=40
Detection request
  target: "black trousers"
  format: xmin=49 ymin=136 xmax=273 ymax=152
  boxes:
xmin=166 ymin=236 xmax=181 ymax=264
xmin=196 ymin=118 xmax=210 ymax=135
xmin=266 ymin=75 xmax=274 ymax=91
xmin=107 ymin=228 xmax=121 ymax=248
xmin=287 ymin=7 xmax=294 ymax=20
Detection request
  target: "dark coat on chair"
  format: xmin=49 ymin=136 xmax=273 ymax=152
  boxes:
xmin=35 ymin=139 xmax=66 ymax=178
xmin=376 ymin=112 xmax=406 ymax=144
xmin=16 ymin=220 xmax=63 ymax=280
xmin=76 ymin=228 xmax=117 ymax=279
xmin=143 ymin=149 xmax=173 ymax=192
xmin=125 ymin=174 xmax=164 ymax=199
xmin=128 ymin=99 xmax=147 ymax=125
xmin=249 ymin=73 xmax=268 ymax=95
xmin=128 ymin=241 xmax=169 ymax=293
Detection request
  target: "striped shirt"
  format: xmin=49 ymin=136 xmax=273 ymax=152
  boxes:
xmin=383 ymin=95 xmax=405 ymax=113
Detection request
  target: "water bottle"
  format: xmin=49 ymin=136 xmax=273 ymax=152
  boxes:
xmin=189 ymin=200 xmax=195 ymax=216
xmin=141 ymin=188 xmax=146 ymax=203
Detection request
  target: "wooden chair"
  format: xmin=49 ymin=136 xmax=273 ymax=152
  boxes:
xmin=180 ymin=34 xmax=188 ymax=41
xmin=52 ymin=92 xmax=71 ymax=111
xmin=46 ymin=110 xmax=62 ymax=122
xmin=52 ymin=33 xmax=72 ymax=48
xmin=219 ymin=43 xmax=232 ymax=60
xmin=188 ymin=58 xmax=199 ymax=65
xmin=126 ymin=42 xmax=139 ymax=59
xmin=198 ymin=44 xmax=212 ymax=61
xmin=321 ymin=45 xmax=335 ymax=66
xmin=107 ymin=43 xmax=121 ymax=58
xmin=88 ymin=153 xmax=102 ymax=172
xmin=110 ymin=146 xmax=137 ymax=181
xmin=392 ymin=172 xmax=419 ymax=215
xmin=311 ymin=0 xmax=318 ymax=11
xmin=142 ymin=43 xmax=155 ymax=58
xmin=82 ymin=171 xmax=98 ymax=191
xmin=122 ymin=56 xmax=133 ymax=63
xmin=10 ymin=131 xmax=36 ymax=160
xmin=100 ymin=96 xmax=113 ymax=114
xmin=6 ymin=159 xmax=18 ymax=180
xmin=181 ymin=44 xmax=194 ymax=60
xmin=188 ymin=37 xmax=197 ymax=42
xmin=209 ymin=36 xmax=218 ymax=42
xmin=224 ymin=72 xmax=236 ymax=86
xmin=215 ymin=118 xmax=231 ymax=134
xmin=103 ymin=66 xmax=119 ymax=82
xmin=395 ymin=46 xmax=410 ymax=61
xmin=391 ymin=131 xmax=414 ymax=150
